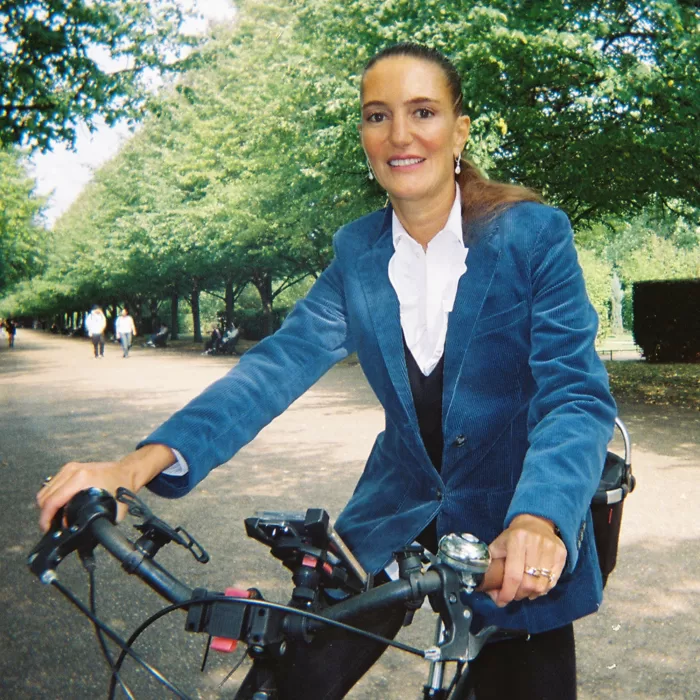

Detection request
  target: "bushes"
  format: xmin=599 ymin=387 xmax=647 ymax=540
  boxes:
xmin=633 ymin=279 xmax=700 ymax=362
xmin=577 ymin=249 xmax=613 ymax=340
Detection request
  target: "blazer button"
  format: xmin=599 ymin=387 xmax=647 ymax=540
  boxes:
xmin=453 ymin=434 xmax=466 ymax=447
xmin=435 ymin=488 xmax=443 ymax=501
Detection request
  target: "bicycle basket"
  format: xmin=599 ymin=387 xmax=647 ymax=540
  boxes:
xmin=591 ymin=417 xmax=635 ymax=586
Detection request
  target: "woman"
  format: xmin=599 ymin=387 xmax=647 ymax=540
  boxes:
xmin=115 ymin=307 xmax=137 ymax=358
xmin=37 ymin=44 xmax=616 ymax=699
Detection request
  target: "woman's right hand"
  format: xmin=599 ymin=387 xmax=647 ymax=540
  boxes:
xmin=36 ymin=444 xmax=176 ymax=532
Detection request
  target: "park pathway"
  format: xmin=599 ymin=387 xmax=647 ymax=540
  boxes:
xmin=1 ymin=331 xmax=698 ymax=699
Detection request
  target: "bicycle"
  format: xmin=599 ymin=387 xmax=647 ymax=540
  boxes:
xmin=28 ymin=487 xmax=505 ymax=700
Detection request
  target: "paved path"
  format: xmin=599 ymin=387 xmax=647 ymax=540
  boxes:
xmin=1 ymin=331 xmax=698 ymax=699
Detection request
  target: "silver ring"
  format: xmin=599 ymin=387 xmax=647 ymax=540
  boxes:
xmin=524 ymin=566 xmax=556 ymax=584
xmin=41 ymin=475 xmax=53 ymax=487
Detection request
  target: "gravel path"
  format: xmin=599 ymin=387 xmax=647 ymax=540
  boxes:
xmin=1 ymin=330 xmax=698 ymax=699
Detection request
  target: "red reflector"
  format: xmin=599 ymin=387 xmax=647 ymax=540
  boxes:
xmin=302 ymin=555 xmax=318 ymax=568
xmin=211 ymin=636 xmax=238 ymax=652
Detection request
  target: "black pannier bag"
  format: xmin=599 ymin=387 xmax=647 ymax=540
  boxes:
xmin=591 ymin=417 xmax=636 ymax=586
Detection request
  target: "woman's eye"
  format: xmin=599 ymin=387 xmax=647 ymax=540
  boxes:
xmin=366 ymin=112 xmax=386 ymax=123
xmin=415 ymin=108 xmax=434 ymax=119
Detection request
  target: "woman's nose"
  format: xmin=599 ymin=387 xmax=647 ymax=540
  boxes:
xmin=389 ymin=113 xmax=412 ymax=146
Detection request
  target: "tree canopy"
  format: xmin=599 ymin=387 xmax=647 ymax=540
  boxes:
xmin=2 ymin=0 xmax=698 ymax=338
xmin=0 ymin=0 xmax=193 ymax=150
xmin=0 ymin=148 xmax=46 ymax=295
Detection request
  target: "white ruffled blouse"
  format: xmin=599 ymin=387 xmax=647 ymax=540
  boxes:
xmin=388 ymin=189 xmax=468 ymax=376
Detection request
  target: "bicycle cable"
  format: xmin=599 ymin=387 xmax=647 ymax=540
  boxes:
xmin=50 ymin=579 xmax=193 ymax=700
xmin=107 ymin=594 xmax=429 ymax=700
xmin=86 ymin=561 xmax=136 ymax=700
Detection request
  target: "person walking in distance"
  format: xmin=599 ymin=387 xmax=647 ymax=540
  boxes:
xmin=85 ymin=307 xmax=107 ymax=358
xmin=115 ymin=308 xmax=137 ymax=358
xmin=4 ymin=318 xmax=17 ymax=348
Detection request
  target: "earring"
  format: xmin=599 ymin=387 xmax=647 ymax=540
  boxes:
xmin=366 ymin=158 xmax=375 ymax=181
xmin=454 ymin=154 xmax=461 ymax=175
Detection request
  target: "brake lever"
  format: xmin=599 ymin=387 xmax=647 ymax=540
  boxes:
xmin=28 ymin=488 xmax=118 ymax=582
xmin=116 ymin=488 xmax=209 ymax=564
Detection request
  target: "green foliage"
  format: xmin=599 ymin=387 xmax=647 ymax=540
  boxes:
xmin=577 ymin=248 xmax=613 ymax=340
xmin=0 ymin=0 xmax=195 ymax=150
xmin=3 ymin=0 xmax=698 ymax=337
xmin=0 ymin=148 xmax=46 ymax=294
xmin=297 ymin=0 xmax=700 ymax=223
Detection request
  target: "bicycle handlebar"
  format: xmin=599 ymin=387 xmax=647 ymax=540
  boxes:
xmin=29 ymin=488 xmax=506 ymax=666
xmin=90 ymin=517 xmax=193 ymax=605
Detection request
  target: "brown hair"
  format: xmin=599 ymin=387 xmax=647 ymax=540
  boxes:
xmin=362 ymin=43 xmax=542 ymax=224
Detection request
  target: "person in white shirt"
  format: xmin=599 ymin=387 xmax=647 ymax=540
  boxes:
xmin=115 ymin=308 xmax=137 ymax=358
xmin=84 ymin=306 xmax=107 ymax=358
xmin=39 ymin=43 xmax=615 ymax=700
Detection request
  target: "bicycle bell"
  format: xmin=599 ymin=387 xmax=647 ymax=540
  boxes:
xmin=437 ymin=533 xmax=491 ymax=593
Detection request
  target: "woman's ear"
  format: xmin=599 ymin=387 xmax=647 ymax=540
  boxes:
xmin=455 ymin=115 xmax=471 ymax=153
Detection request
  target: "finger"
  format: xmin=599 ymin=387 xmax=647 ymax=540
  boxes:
xmin=497 ymin=543 xmax=527 ymax=607
xmin=37 ymin=464 xmax=91 ymax=532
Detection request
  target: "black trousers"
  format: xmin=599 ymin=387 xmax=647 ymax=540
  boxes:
xmin=91 ymin=333 xmax=104 ymax=357
xmin=238 ymin=590 xmax=576 ymax=700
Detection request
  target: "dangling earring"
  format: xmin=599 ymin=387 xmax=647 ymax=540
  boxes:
xmin=366 ymin=158 xmax=375 ymax=181
xmin=454 ymin=154 xmax=461 ymax=175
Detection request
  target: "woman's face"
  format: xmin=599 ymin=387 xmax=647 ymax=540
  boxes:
xmin=360 ymin=56 xmax=470 ymax=208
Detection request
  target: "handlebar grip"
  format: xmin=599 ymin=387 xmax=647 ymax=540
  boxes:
xmin=478 ymin=557 xmax=505 ymax=592
xmin=90 ymin=518 xmax=193 ymax=605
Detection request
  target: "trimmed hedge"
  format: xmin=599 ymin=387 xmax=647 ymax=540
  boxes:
xmin=632 ymin=279 xmax=700 ymax=362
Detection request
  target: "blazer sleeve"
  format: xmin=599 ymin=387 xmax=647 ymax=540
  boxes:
xmin=504 ymin=208 xmax=617 ymax=573
xmin=140 ymin=253 xmax=355 ymax=498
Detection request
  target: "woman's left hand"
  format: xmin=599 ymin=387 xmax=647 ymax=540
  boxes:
xmin=487 ymin=514 xmax=567 ymax=608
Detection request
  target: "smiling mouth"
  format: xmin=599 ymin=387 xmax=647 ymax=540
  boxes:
xmin=388 ymin=157 xmax=425 ymax=167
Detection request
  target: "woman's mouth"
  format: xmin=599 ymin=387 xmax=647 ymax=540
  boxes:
xmin=388 ymin=157 xmax=425 ymax=168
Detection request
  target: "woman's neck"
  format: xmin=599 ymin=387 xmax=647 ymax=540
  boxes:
xmin=391 ymin=186 xmax=458 ymax=248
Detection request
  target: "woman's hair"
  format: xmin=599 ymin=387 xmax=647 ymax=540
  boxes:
xmin=362 ymin=43 xmax=542 ymax=224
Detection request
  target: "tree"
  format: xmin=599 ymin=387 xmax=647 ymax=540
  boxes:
xmin=0 ymin=0 xmax=194 ymax=151
xmin=296 ymin=0 xmax=700 ymax=225
xmin=0 ymin=148 xmax=46 ymax=294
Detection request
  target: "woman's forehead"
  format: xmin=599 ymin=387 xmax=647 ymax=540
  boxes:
xmin=361 ymin=56 xmax=451 ymax=105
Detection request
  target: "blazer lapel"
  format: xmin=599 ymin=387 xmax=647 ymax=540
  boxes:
xmin=357 ymin=209 xmax=418 ymax=433
xmin=443 ymin=216 xmax=503 ymax=423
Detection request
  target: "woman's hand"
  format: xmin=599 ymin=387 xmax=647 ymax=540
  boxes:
xmin=486 ymin=514 xmax=567 ymax=608
xmin=36 ymin=444 xmax=176 ymax=532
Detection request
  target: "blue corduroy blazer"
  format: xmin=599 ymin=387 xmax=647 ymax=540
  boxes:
xmin=142 ymin=201 xmax=617 ymax=633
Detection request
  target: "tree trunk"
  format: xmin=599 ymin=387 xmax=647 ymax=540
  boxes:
xmin=191 ymin=279 xmax=202 ymax=343
xmin=149 ymin=298 xmax=160 ymax=333
xmin=225 ymin=278 xmax=234 ymax=330
xmin=253 ymin=273 xmax=274 ymax=338
xmin=110 ymin=305 xmax=118 ymax=336
xmin=170 ymin=292 xmax=179 ymax=340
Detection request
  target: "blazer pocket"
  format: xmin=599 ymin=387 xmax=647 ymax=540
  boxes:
xmin=472 ymin=300 xmax=528 ymax=338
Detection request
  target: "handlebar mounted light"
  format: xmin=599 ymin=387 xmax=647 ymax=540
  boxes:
xmin=28 ymin=488 xmax=117 ymax=583
xmin=116 ymin=488 xmax=209 ymax=564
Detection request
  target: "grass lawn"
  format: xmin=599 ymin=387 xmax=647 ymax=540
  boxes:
xmin=605 ymin=361 xmax=700 ymax=411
